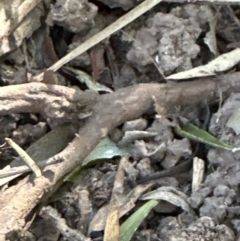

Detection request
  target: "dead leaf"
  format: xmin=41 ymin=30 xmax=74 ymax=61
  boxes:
xmin=167 ymin=48 xmax=240 ymax=80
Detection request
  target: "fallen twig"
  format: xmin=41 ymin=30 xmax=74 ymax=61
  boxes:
xmin=0 ymin=72 xmax=240 ymax=239
xmin=5 ymin=138 xmax=42 ymax=178
xmin=33 ymin=0 xmax=240 ymax=82
xmin=0 ymin=83 xmax=99 ymax=122
xmin=40 ymin=206 xmax=91 ymax=241
xmin=47 ymin=0 xmax=163 ymax=73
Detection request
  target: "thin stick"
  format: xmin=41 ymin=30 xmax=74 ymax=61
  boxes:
xmin=0 ymin=156 xmax=63 ymax=178
xmin=46 ymin=0 xmax=240 ymax=73
xmin=40 ymin=206 xmax=91 ymax=241
xmin=5 ymin=138 xmax=42 ymax=178
xmin=32 ymin=0 xmax=240 ymax=82
xmin=47 ymin=0 xmax=163 ymax=72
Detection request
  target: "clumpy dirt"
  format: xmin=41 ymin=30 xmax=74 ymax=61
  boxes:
xmin=1 ymin=0 xmax=240 ymax=240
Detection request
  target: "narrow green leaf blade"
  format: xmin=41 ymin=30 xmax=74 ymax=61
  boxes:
xmin=120 ymin=200 xmax=159 ymax=241
xmin=174 ymin=123 xmax=234 ymax=151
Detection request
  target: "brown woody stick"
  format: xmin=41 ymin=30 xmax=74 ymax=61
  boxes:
xmin=0 ymin=72 xmax=239 ymax=239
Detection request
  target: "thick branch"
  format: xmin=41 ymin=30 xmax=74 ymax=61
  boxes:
xmin=0 ymin=83 xmax=99 ymax=121
xmin=0 ymin=72 xmax=240 ymax=238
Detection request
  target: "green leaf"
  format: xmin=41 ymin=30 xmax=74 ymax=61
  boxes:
xmin=65 ymin=137 xmax=128 ymax=181
xmin=83 ymin=137 xmax=127 ymax=165
xmin=119 ymin=200 xmax=159 ymax=241
xmin=174 ymin=122 xmax=234 ymax=151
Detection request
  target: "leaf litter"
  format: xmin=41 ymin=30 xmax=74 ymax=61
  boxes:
xmin=1 ymin=0 xmax=240 ymax=240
